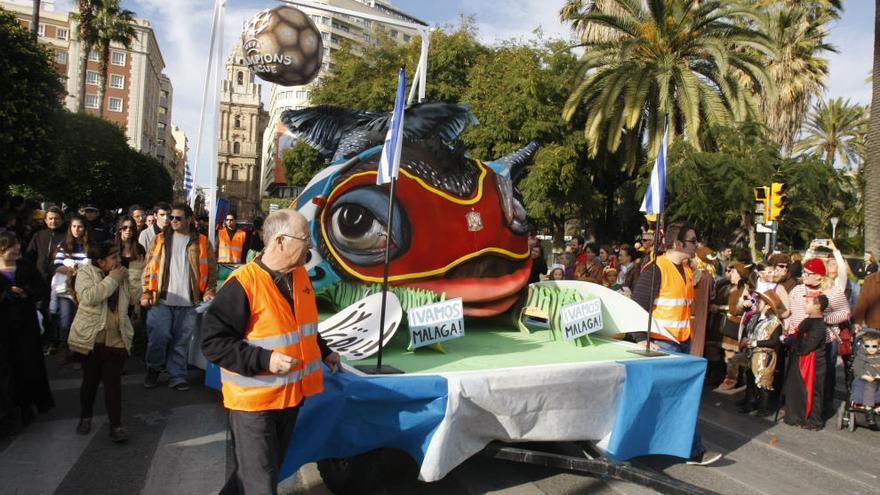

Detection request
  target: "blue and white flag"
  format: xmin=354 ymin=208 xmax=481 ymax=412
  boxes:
xmin=640 ymin=127 xmax=668 ymax=215
xmin=377 ymin=68 xmax=406 ymax=186
xmin=183 ymin=162 xmax=194 ymax=203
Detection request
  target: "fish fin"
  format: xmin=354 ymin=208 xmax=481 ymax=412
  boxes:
xmin=281 ymin=106 xmax=381 ymax=156
xmin=488 ymin=142 xmax=539 ymax=183
xmin=366 ymin=102 xmax=478 ymax=143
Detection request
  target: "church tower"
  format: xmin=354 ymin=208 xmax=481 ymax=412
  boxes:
xmin=218 ymin=43 xmax=268 ymax=218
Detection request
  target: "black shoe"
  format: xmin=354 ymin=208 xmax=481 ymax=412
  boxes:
xmin=109 ymin=426 xmax=129 ymax=443
xmin=867 ymin=411 xmax=878 ymax=431
xmin=76 ymin=418 xmax=91 ymax=435
xmin=143 ymin=369 xmax=160 ymax=389
xmin=171 ymin=382 xmax=190 ymax=392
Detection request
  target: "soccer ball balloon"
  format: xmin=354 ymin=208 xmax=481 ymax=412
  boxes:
xmin=242 ymin=6 xmax=323 ymax=86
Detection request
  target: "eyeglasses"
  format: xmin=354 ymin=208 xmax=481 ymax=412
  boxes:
xmin=119 ymin=225 xmax=134 ymax=231
xmin=170 ymin=215 xmax=186 ymax=222
xmin=280 ymin=233 xmax=311 ymax=243
xmin=863 ymin=344 xmax=879 ymax=349
xmin=776 ymin=264 xmax=788 ymax=269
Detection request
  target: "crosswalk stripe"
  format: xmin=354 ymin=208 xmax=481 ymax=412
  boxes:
xmin=0 ymin=416 xmax=106 ymax=495
xmin=141 ymin=404 xmax=229 ymax=495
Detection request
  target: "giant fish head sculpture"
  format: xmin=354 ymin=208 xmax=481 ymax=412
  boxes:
xmin=283 ymin=103 xmax=537 ymax=317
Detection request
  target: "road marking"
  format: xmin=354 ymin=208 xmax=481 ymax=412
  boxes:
xmin=0 ymin=416 xmax=105 ymax=495
xmin=142 ymin=404 xmax=228 ymax=495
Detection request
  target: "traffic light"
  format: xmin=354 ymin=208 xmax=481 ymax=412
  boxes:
xmin=754 ymin=186 xmax=769 ymax=225
xmin=769 ymin=182 xmax=788 ymax=221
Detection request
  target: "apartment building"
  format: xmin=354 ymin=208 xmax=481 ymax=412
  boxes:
xmin=3 ymin=1 xmax=172 ymax=162
xmin=259 ymin=0 xmax=427 ymax=198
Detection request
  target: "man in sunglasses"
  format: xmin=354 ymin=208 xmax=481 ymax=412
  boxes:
xmin=768 ymin=253 xmax=797 ymax=294
xmin=631 ymin=220 xmax=722 ymax=466
xmin=140 ymin=203 xmax=217 ymax=391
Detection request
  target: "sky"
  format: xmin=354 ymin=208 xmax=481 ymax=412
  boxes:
xmin=54 ymin=0 xmax=874 ymax=185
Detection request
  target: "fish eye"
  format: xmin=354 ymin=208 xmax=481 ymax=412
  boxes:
xmin=331 ymin=205 xmax=385 ymax=251
xmin=326 ymin=187 xmax=410 ymax=266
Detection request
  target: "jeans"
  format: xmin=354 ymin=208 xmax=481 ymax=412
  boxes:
xmin=145 ymin=302 xmax=198 ymax=387
xmin=852 ymin=378 xmax=879 ymax=407
xmin=824 ymin=340 xmax=838 ymax=415
xmin=644 ymin=339 xmax=705 ymax=458
xmin=53 ymin=297 xmax=76 ymax=346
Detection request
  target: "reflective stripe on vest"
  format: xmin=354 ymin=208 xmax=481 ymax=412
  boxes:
xmin=220 ymin=359 xmax=323 ymax=388
xmin=220 ymin=263 xmax=322 ymax=411
xmin=650 ymin=255 xmax=694 ymax=342
xmin=218 ymin=229 xmax=246 ymax=264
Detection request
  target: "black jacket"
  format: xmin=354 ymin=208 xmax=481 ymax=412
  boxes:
xmin=24 ymin=227 xmax=66 ymax=283
xmin=201 ymin=259 xmax=332 ymax=376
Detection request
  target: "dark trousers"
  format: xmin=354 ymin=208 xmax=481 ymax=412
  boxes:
xmin=79 ymin=344 xmax=127 ymax=428
xmin=220 ymin=405 xmax=301 ymax=495
xmin=823 ymin=340 xmax=838 ymax=416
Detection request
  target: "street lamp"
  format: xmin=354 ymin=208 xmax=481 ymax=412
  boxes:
xmin=830 ymin=216 xmax=839 ymax=240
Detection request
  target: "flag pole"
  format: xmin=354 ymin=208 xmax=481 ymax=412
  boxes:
xmin=629 ymin=122 xmax=668 ymax=357
xmin=355 ymin=66 xmax=406 ymax=375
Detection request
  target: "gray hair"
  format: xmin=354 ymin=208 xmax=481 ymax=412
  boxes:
xmin=261 ymin=209 xmax=296 ymax=248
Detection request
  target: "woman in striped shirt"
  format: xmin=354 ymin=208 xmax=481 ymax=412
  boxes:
xmin=51 ymin=214 xmax=90 ymax=353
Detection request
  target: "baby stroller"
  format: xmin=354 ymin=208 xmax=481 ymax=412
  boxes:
xmin=836 ymin=333 xmax=880 ymax=432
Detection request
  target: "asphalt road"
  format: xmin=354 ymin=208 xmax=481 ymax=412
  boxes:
xmin=1 ymin=356 xmax=878 ymax=495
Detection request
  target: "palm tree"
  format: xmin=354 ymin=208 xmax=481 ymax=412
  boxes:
xmin=559 ymin=0 xmax=626 ymax=43
xmin=562 ymin=0 xmax=775 ymax=165
xmin=92 ymin=0 xmax=135 ymax=117
xmin=73 ymin=0 xmax=99 ymax=113
xmin=793 ymin=97 xmax=868 ymax=170
xmin=757 ymin=5 xmax=836 ymax=153
xmin=865 ymin=0 xmax=880 ymax=257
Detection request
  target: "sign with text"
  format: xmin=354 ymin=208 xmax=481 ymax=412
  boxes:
xmin=407 ymin=298 xmax=465 ymax=349
xmin=559 ymin=299 xmax=604 ymax=340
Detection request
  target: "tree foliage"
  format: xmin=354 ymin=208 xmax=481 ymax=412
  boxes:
xmin=282 ymin=140 xmax=327 ymax=186
xmin=41 ymin=112 xmax=171 ymax=208
xmin=667 ymin=122 xmax=850 ymax=251
xmin=0 ymin=7 xmax=64 ymax=194
xmin=793 ymin=97 xmax=867 ymax=169
xmin=563 ymin=0 xmax=775 ymax=166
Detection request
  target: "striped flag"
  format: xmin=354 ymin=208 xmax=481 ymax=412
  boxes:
xmin=640 ymin=127 xmax=668 ymax=215
xmin=183 ymin=162 xmax=194 ymax=203
xmin=377 ymin=68 xmax=406 ymax=186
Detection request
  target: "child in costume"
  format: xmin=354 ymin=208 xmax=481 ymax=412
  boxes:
xmin=737 ymin=290 xmax=784 ymax=417
xmin=851 ymin=329 xmax=880 ymax=429
xmin=784 ymin=292 xmax=828 ymax=430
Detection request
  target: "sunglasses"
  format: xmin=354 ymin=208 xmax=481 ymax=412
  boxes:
xmin=170 ymin=215 xmax=186 ymax=222
xmin=119 ymin=225 xmax=134 ymax=231
xmin=864 ymin=344 xmax=879 ymax=349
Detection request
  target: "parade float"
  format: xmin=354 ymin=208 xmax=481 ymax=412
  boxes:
xmin=192 ymin=2 xmax=709 ymax=493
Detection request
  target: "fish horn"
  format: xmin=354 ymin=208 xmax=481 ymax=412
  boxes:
xmin=487 ymin=142 xmax=539 ymax=184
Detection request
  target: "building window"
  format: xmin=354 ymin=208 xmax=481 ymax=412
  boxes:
xmin=57 ymin=28 xmax=68 ymax=40
xmin=321 ymin=32 xmax=329 ymax=41
xmin=390 ymin=30 xmax=398 ymax=38
xmin=232 ymin=168 xmax=240 ymax=181
xmin=86 ymin=70 xmax=99 ymax=85
xmin=158 ymin=106 xmax=167 ymax=115
xmin=37 ymin=24 xmax=45 ymax=36
xmin=160 ymin=89 xmax=169 ymax=99
xmin=234 ymin=115 xmax=241 ymax=128
xmin=233 ymin=142 xmax=241 ymax=155
xmin=88 ymin=49 xmax=99 ymax=62
xmin=55 ymin=51 xmax=68 ymax=65
xmin=403 ymin=34 xmax=411 ymax=42
xmin=296 ymin=90 xmax=307 ymax=99
xmin=84 ymin=94 xmax=99 ymax=109
xmin=108 ymin=97 xmax=123 ymax=112
xmin=111 ymin=51 xmax=126 ymax=66
xmin=110 ymin=74 xmax=124 ymax=89
xmin=237 ymin=71 xmax=244 ymax=85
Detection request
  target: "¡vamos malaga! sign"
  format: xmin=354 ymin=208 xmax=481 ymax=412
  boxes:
xmin=559 ymin=298 xmax=604 ymax=340
xmin=407 ymin=298 xmax=465 ymax=349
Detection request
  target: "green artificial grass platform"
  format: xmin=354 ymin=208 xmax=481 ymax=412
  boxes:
xmin=343 ymin=316 xmax=643 ymax=374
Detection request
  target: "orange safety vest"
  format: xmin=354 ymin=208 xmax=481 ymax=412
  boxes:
xmin=218 ymin=229 xmax=247 ymax=264
xmin=220 ymin=263 xmax=323 ymax=411
xmin=145 ymin=233 xmax=210 ymax=295
xmin=650 ymin=255 xmax=694 ymax=343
